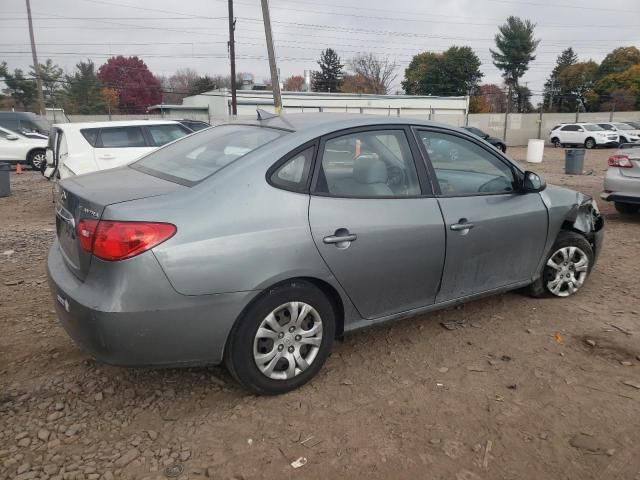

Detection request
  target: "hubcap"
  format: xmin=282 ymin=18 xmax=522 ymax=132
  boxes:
xmin=32 ymin=153 xmax=45 ymax=168
xmin=545 ymin=246 xmax=589 ymax=297
xmin=253 ymin=302 xmax=323 ymax=380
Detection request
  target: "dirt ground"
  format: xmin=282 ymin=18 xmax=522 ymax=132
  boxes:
xmin=1 ymin=147 xmax=639 ymax=480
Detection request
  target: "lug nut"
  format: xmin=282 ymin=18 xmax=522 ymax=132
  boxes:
xmin=289 ymin=326 xmax=295 ymax=333
xmin=278 ymin=344 xmax=284 ymax=351
xmin=278 ymin=332 xmax=284 ymax=339
xmin=288 ymin=346 xmax=294 ymax=353
xmin=295 ymin=335 xmax=301 ymax=341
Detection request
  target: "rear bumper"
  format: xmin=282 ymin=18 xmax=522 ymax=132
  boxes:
xmin=600 ymin=192 xmax=640 ymax=205
xmin=602 ymin=170 xmax=640 ymax=203
xmin=47 ymin=240 xmax=258 ymax=367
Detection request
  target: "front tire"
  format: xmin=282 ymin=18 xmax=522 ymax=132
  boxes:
xmin=225 ymin=281 xmax=336 ymax=395
xmin=584 ymin=138 xmax=596 ymax=149
xmin=619 ymin=136 xmax=627 ymax=145
xmin=28 ymin=149 xmax=46 ymax=171
xmin=529 ymin=231 xmax=594 ymax=298
xmin=614 ymin=202 xmax=639 ymax=215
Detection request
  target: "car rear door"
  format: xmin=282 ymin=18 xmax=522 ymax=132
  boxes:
xmin=308 ymin=126 xmax=446 ymax=320
xmin=414 ymin=128 xmax=548 ymax=302
xmin=95 ymin=126 xmax=152 ymax=170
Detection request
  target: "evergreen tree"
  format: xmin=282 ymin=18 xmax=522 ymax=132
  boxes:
xmin=1 ymin=67 xmax=37 ymax=111
xmin=312 ymin=48 xmax=344 ymax=93
xmin=31 ymin=59 xmax=63 ymax=107
xmin=543 ymin=47 xmax=578 ymax=112
xmin=62 ymin=60 xmax=104 ymax=114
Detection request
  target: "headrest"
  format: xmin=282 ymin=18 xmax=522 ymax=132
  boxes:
xmin=353 ymin=154 xmax=387 ymax=184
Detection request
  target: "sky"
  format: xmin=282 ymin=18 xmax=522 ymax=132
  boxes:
xmin=2 ymin=0 xmax=640 ymax=105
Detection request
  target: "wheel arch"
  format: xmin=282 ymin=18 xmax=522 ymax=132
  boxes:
xmin=26 ymin=147 xmax=46 ymax=162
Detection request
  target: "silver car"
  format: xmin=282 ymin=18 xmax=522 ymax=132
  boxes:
xmin=601 ymin=145 xmax=640 ymax=214
xmin=47 ymin=114 xmax=604 ymax=395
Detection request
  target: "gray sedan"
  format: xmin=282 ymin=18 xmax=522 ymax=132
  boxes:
xmin=47 ymin=114 xmax=604 ymax=395
xmin=601 ymin=145 xmax=640 ymax=214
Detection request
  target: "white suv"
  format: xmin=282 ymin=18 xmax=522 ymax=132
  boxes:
xmin=0 ymin=126 xmax=48 ymax=170
xmin=44 ymin=120 xmax=191 ymax=180
xmin=595 ymin=122 xmax=640 ymax=145
xmin=549 ymin=123 xmax=619 ymax=149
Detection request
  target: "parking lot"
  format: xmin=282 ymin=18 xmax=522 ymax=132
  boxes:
xmin=1 ymin=146 xmax=639 ymax=480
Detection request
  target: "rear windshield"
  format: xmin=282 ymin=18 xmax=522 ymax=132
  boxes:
xmin=584 ymin=124 xmax=604 ymax=131
xmin=614 ymin=123 xmax=633 ymax=130
xmin=131 ymin=124 xmax=287 ymax=184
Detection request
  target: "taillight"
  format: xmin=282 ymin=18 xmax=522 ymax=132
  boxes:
xmin=608 ymin=155 xmax=633 ymax=168
xmin=77 ymin=220 xmax=176 ymax=261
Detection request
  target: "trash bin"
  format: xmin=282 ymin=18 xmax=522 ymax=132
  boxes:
xmin=527 ymin=139 xmax=544 ymax=163
xmin=0 ymin=162 xmax=10 ymax=198
xmin=565 ymin=149 xmax=585 ymax=175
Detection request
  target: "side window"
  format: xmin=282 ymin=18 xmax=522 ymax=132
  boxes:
xmin=99 ymin=127 xmax=146 ymax=148
xmin=561 ymin=125 xmax=578 ymax=131
xmin=147 ymin=124 xmax=189 ymax=147
xmin=270 ymin=146 xmax=314 ymax=192
xmin=80 ymin=128 xmax=99 ymax=147
xmin=417 ymin=130 xmax=515 ymax=196
xmin=316 ymin=129 xmax=421 ymax=198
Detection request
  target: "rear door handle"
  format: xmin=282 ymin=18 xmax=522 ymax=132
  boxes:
xmin=323 ymin=233 xmax=357 ymax=244
xmin=450 ymin=221 xmax=475 ymax=231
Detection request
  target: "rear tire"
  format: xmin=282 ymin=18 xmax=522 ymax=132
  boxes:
xmin=224 ymin=280 xmax=336 ymax=395
xmin=27 ymin=149 xmax=46 ymax=171
xmin=497 ymin=143 xmax=506 ymax=153
xmin=584 ymin=138 xmax=596 ymax=149
xmin=614 ymin=202 xmax=639 ymax=215
xmin=529 ymin=231 xmax=594 ymax=298
xmin=551 ymin=137 xmax=562 ymax=148
xmin=619 ymin=136 xmax=627 ymax=145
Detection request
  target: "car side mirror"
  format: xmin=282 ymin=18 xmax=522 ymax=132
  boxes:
xmin=6 ymin=134 xmax=19 ymax=141
xmin=523 ymin=171 xmax=546 ymax=193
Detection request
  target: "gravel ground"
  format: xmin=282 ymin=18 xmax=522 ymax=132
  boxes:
xmin=1 ymin=147 xmax=639 ymax=480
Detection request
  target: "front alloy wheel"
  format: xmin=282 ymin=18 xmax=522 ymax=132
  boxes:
xmin=29 ymin=150 xmax=46 ymax=170
xmin=544 ymin=246 xmax=589 ymax=297
xmin=253 ymin=302 xmax=323 ymax=380
xmin=584 ymin=138 xmax=595 ymax=149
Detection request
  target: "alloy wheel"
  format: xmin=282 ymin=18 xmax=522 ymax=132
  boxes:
xmin=31 ymin=152 xmax=46 ymax=170
xmin=545 ymin=246 xmax=589 ymax=297
xmin=253 ymin=301 xmax=323 ymax=380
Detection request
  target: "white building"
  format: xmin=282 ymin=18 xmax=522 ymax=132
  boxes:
xmin=150 ymin=89 xmax=469 ymax=123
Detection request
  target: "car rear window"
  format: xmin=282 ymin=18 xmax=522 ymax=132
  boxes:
xmin=100 ymin=126 xmax=146 ymax=148
xmin=131 ymin=124 xmax=287 ymax=185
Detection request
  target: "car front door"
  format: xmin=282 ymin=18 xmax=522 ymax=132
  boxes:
xmin=95 ymin=126 xmax=152 ymax=171
xmin=414 ymin=128 xmax=548 ymax=302
xmin=0 ymin=128 xmax=25 ymax=161
xmin=308 ymin=127 xmax=446 ymax=320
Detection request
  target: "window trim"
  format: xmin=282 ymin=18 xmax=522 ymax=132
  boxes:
xmin=266 ymin=141 xmax=318 ymax=193
xmin=96 ymin=126 xmax=148 ymax=148
xmin=310 ymin=125 xmax=433 ymax=199
xmin=411 ymin=126 xmax=523 ymax=198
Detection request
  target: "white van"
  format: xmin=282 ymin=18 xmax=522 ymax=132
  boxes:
xmin=44 ymin=120 xmax=191 ymax=179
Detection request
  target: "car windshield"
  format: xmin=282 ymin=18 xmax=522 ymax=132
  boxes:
xmin=23 ymin=117 xmax=51 ymax=134
xmin=131 ymin=124 xmax=287 ymax=184
xmin=614 ymin=123 xmax=633 ymax=130
xmin=584 ymin=124 xmax=604 ymax=131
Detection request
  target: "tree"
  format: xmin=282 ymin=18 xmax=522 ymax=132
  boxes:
xmin=101 ymin=87 xmax=119 ymax=114
xmin=543 ymin=47 xmax=578 ymax=112
xmin=596 ymin=65 xmax=640 ymax=109
xmin=491 ymin=16 xmax=539 ymax=103
xmin=30 ymin=59 xmax=63 ymax=107
xmin=600 ymin=89 xmax=637 ymax=112
xmin=1 ymin=67 xmax=37 ymax=110
xmin=283 ymin=75 xmax=305 ymax=92
xmin=97 ymin=56 xmax=162 ymax=113
xmin=402 ymin=46 xmax=483 ymax=96
xmin=347 ymin=53 xmax=398 ymax=94
xmin=557 ymin=61 xmax=599 ymax=111
xmin=160 ymin=68 xmax=200 ymax=103
xmin=472 ymin=84 xmax=507 ymax=113
xmin=511 ymin=85 xmax=534 ymax=113
xmin=312 ymin=48 xmax=344 ymax=93
xmin=189 ymin=75 xmax=217 ymax=95
xmin=62 ymin=60 xmax=104 ymax=114
xmin=597 ymin=47 xmax=640 ymax=79
xmin=341 ymin=74 xmax=376 ymax=94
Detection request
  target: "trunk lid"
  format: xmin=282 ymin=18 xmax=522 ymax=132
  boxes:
xmin=55 ymin=166 xmax=185 ymax=280
xmin=618 ymin=148 xmax=640 ymax=179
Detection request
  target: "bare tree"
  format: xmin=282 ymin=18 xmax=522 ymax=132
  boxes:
xmin=347 ymin=53 xmax=398 ymax=94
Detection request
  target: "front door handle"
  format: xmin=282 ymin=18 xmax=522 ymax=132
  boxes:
xmin=99 ymin=154 xmax=115 ymax=159
xmin=450 ymin=220 xmax=475 ymax=231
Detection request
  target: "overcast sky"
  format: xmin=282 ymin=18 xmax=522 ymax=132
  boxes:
xmin=2 ymin=0 xmax=640 ymax=104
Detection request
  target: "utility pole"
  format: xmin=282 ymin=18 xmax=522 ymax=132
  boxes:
xmin=25 ymin=0 xmax=45 ymax=116
xmin=503 ymin=84 xmax=511 ymax=143
xmin=227 ymin=0 xmax=237 ymax=117
xmin=261 ymin=0 xmax=282 ymax=113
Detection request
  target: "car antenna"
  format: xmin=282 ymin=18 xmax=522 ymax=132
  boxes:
xmin=256 ymin=108 xmax=278 ymax=121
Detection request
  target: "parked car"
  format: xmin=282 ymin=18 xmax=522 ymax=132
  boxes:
xmin=623 ymin=121 xmax=640 ymax=130
xmin=176 ymin=119 xmax=211 ymax=132
xmin=44 ymin=120 xmax=192 ymax=180
xmin=595 ymin=122 xmax=640 ymax=145
xmin=462 ymin=126 xmax=506 ymax=152
xmin=47 ymin=114 xmax=604 ymax=395
xmin=549 ymin=123 xmax=618 ymax=149
xmin=601 ymin=144 xmax=640 ymax=214
xmin=0 ymin=111 xmax=51 ymax=139
xmin=0 ymin=125 xmax=48 ymax=169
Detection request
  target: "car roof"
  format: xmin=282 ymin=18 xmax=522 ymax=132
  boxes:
xmin=230 ymin=113 xmax=465 ymax=136
xmin=0 ymin=111 xmax=41 ymax=118
xmin=52 ymin=119 xmax=181 ymax=129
